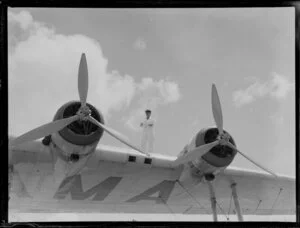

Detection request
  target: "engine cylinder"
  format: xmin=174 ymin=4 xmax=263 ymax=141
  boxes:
xmin=53 ymin=101 xmax=104 ymax=146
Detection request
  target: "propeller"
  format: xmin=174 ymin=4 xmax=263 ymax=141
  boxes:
xmin=78 ymin=53 xmax=88 ymax=108
xmin=211 ymin=84 xmax=277 ymax=177
xmin=10 ymin=116 xmax=79 ymax=147
xmin=211 ymin=83 xmax=223 ymax=135
xmin=173 ymin=141 xmax=219 ymax=167
xmin=225 ymin=142 xmax=278 ymax=178
xmin=87 ymin=116 xmax=147 ymax=155
xmin=175 ymin=84 xmax=278 ymax=177
xmin=11 ymin=53 xmax=146 ymax=156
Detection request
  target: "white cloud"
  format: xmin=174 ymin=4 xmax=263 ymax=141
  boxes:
xmin=95 ymin=70 xmax=136 ymax=115
xmin=124 ymin=107 xmax=145 ymax=132
xmin=233 ymin=73 xmax=294 ymax=107
xmin=8 ymin=10 xmax=181 ymax=136
xmin=125 ymin=78 xmax=181 ymax=131
xmin=137 ymin=78 xmax=181 ymax=108
xmin=8 ymin=10 xmax=33 ymax=30
xmin=133 ymin=37 xmax=147 ymax=51
xmin=157 ymin=80 xmax=181 ymax=103
xmin=8 ymin=11 xmax=136 ymax=135
xmin=270 ymin=73 xmax=294 ymax=99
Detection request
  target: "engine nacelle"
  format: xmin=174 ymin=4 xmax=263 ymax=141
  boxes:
xmin=194 ymin=127 xmax=237 ymax=167
xmin=49 ymin=101 xmax=104 ymax=162
xmin=53 ymin=101 xmax=104 ymax=146
xmin=179 ymin=127 xmax=237 ymax=186
xmin=179 ymin=127 xmax=237 ymax=179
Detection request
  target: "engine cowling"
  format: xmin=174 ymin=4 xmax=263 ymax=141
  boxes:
xmin=53 ymin=101 xmax=104 ymax=146
xmin=189 ymin=127 xmax=237 ymax=168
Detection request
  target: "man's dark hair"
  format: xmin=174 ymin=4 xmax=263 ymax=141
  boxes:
xmin=145 ymin=109 xmax=151 ymax=113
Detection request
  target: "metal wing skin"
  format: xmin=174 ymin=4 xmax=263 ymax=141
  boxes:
xmin=176 ymin=167 xmax=295 ymax=216
xmin=9 ymin=140 xmax=295 ymax=221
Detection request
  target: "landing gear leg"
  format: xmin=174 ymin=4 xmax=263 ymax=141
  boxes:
xmin=207 ymin=181 xmax=218 ymax=222
xmin=231 ymin=182 xmax=243 ymax=221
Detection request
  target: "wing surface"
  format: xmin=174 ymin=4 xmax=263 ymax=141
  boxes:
xmin=171 ymin=167 xmax=295 ymax=216
xmin=9 ymin=140 xmax=295 ymax=220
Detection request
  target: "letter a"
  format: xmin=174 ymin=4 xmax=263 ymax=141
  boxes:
xmin=126 ymin=180 xmax=175 ymax=204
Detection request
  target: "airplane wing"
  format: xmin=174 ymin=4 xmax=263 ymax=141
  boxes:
xmin=9 ymin=140 xmax=295 ymax=221
xmin=170 ymin=167 xmax=295 ymax=216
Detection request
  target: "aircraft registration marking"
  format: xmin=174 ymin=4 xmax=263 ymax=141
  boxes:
xmin=54 ymin=175 xmax=177 ymax=203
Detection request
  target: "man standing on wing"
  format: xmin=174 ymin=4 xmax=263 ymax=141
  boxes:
xmin=140 ymin=109 xmax=155 ymax=154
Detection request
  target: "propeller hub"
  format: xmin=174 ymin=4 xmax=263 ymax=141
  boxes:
xmin=200 ymin=127 xmax=236 ymax=160
xmin=218 ymin=132 xmax=231 ymax=145
xmin=55 ymin=101 xmax=104 ymax=145
xmin=76 ymin=105 xmax=92 ymax=121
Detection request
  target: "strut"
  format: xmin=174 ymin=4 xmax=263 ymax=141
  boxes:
xmin=207 ymin=181 xmax=218 ymax=221
xmin=231 ymin=182 xmax=243 ymax=221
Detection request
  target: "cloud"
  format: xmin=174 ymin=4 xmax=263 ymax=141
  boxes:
xmin=8 ymin=11 xmax=136 ymax=135
xmin=137 ymin=78 xmax=181 ymax=107
xmin=95 ymin=70 xmax=136 ymax=115
xmin=8 ymin=10 xmax=33 ymax=30
xmin=125 ymin=78 xmax=181 ymax=131
xmin=133 ymin=37 xmax=147 ymax=51
xmin=233 ymin=73 xmax=294 ymax=107
xmin=124 ymin=107 xmax=145 ymax=132
xmin=8 ymin=10 xmax=181 ymax=136
xmin=269 ymin=73 xmax=294 ymax=99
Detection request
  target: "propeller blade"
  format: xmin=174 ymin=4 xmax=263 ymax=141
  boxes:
xmin=173 ymin=140 xmax=219 ymax=167
xmin=211 ymin=84 xmax=223 ymax=135
xmin=226 ymin=142 xmax=278 ymax=178
xmin=87 ymin=116 xmax=148 ymax=156
xmin=11 ymin=115 xmax=79 ymax=147
xmin=78 ymin=53 xmax=88 ymax=107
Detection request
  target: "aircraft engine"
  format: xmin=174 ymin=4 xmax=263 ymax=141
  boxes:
xmin=53 ymin=101 xmax=104 ymax=146
xmin=177 ymin=84 xmax=277 ymax=179
xmin=11 ymin=53 xmax=143 ymax=157
xmin=188 ymin=127 xmax=237 ymax=168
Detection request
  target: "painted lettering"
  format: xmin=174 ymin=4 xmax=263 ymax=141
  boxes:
xmin=126 ymin=180 xmax=176 ymax=204
xmin=54 ymin=175 xmax=122 ymax=201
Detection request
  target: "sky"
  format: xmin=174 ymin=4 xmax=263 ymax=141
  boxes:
xmin=8 ymin=7 xmax=295 ymax=179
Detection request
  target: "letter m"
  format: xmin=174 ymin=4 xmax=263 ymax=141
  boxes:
xmin=54 ymin=175 xmax=122 ymax=201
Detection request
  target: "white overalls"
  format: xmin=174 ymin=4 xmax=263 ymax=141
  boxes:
xmin=141 ymin=118 xmax=155 ymax=154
